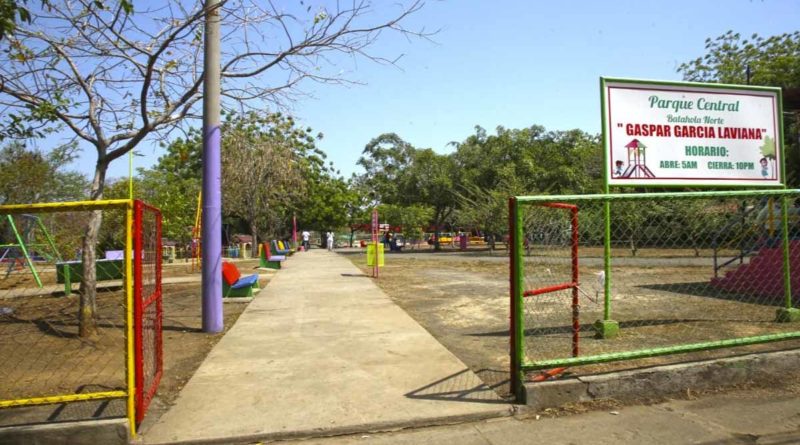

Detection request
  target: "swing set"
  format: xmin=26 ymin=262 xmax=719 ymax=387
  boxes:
xmin=1 ymin=214 xmax=62 ymax=288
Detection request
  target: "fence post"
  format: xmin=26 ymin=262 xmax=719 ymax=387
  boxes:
xmin=594 ymin=197 xmax=619 ymax=338
xmin=508 ymin=197 xmax=525 ymax=400
xmin=777 ymin=195 xmax=799 ymax=322
xmin=125 ymin=201 xmax=137 ymax=437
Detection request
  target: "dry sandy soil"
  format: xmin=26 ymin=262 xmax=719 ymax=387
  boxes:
xmin=343 ymin=247 xmax=800 ymax=399
xmin=2 ymin=246 xmax=798 ymax=427
xmin=0 ymin=259 xmax=261 ymax=426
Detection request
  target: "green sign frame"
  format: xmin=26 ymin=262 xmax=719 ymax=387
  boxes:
xmin=600 ymin=77 xmax=785 ymax=191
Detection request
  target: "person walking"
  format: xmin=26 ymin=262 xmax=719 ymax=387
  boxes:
xmin=302 ymin=230 xmax=310 ymax=251
xmin=327 ymin=231 xmax=334 ymax=251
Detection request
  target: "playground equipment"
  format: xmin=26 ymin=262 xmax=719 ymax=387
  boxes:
xmin=617 ymin=139 xmax=655 ymax=179
xmin=711 ymin=197 xmax=800 ymax=298
xmin=56 ymin=250 xmax=125 ymax=294
xmin=191 ymin=191 xmax=202 ymax=272
xmin=1 ymin=214 xmax=62 ymax=288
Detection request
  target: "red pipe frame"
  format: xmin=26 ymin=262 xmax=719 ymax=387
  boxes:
xmin=524 ymin=203 xmax=580 ymax=358
xmin=133 ymin=200 xmax=164 ymax=424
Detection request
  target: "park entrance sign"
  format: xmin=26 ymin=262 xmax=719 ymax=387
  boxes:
xmin=601 ymin=78 xmax=783 ymax=187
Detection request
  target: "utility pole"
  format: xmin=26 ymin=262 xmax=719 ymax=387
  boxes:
xmin=202 ymin=0 xmax=223 ymax=333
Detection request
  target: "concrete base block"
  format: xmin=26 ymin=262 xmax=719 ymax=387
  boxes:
xmin=592 ymin=319 xmax=619 ymax=339
xmin=223 ymin=296 xmax=253 ymax=303
xmin=524 ymin=349 xmax=800 ymax=411
xmin=776 ymin=307 xmax=800 ymax=323
xmin=0 ymin=418 xmax=129 ymax=445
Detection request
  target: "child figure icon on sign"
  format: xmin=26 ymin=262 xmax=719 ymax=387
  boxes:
xmin=614 ymin=160 xmax=624 ymax=177
xmin=760 ymin=157 xmax=770 ymax=179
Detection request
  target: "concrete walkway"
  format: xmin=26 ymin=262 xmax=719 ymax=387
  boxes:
xmin=141 ymin=249 xmax=511 ymax=444
xmin=296 ymin=389 xmax=800 ymax=445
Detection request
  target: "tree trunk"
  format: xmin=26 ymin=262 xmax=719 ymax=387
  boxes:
xmin=250 ymin=222 xmax=259 ymax=258
xmin=78 ymin=163 xmax=106 ymax=338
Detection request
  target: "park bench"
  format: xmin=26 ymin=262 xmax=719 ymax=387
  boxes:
xmin=222 ymin=261 xmax=260 ymax=298
xmin=56 ymin=250 xmax=125 ymax=294
xmin=272 ymin=240 xmax=292 ymax=256
xmin=259 ymin=242 xmax=285 ymax=270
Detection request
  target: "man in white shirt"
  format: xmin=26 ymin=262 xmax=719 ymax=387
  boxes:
xmin=302 ymin=231 xmax=310 ymax=251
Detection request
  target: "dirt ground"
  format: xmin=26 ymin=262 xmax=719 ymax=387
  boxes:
xmin=0 ymin=258 xmax=261 ymax=426
xmin=2 ymin=246 xmax=799 ymax=426
xmin=343 ymin=248 xmax=800 ymax=399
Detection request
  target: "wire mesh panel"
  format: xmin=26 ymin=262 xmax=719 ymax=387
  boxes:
xmin=0 ymin=202 xmax=130 ymax=424
xmin=511 ymin=190 xmax=800 ymax=390
xmin=522 ymin=203 xmax=579 ymax=360
xmin=133 ymin=200 xmax=163 ymax=424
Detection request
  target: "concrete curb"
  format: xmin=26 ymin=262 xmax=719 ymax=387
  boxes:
xmin=524 ymin=349 xmax=800 ymax=410
xmin=0 ymin=418 xmax=129 ymax=445
xmin=139 ymin=408 xmax=514 ymax=445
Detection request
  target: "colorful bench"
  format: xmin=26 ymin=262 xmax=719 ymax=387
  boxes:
xmin=272 ymin=240 xmax=292 ymax=256
xmin=222 ymin=261 xmax=259 ymax=298
xmin=259 ymin=242 xmax=285 ymax=270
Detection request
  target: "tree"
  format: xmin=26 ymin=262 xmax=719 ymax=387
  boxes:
xmin=222 ymin=112 xmax=315 ymax=254
xmin=395 ymin=148 xmax=459 ymax=251
xmin=678 ymin=31 xmax=800 ymax=185
xmin=357 ymin=133 xmax=416 ymax=204
xmin=0 ymin=1 xmax=132 ymax=41
xmin=454 ymin=180 xmax=517 ymax=254
xmin=378 ymin=203 xmax=432 ymax=248
xmin=344 ymin=175 xmax=371 ymax=247
xmin=0 ymin=141 xmax=86 ymax=204
xmin=0 ymin=0 xmax=429 ymax=336
xmin=298 ymin=172 xmax=353 ymax=248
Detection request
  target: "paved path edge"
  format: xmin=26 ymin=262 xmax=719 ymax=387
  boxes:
xmin=139 ymin=408 xmax=514 ymax=445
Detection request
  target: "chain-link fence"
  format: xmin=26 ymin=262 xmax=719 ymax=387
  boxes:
xmin=0 ymin=201 xmax=131 ymax=426
xmin=509 ymin=189 xmax=800 ymax=396
xmin=134 ymin=201 xmax=163 ymax=424
xmin=0 ymin=199 xmax=163 ymax=435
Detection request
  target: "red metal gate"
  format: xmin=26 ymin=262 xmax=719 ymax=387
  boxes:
xmin=133 ymin=200 xmax=163 ymax=423
xmin=509 ymin=201 xmax=579 ymax=391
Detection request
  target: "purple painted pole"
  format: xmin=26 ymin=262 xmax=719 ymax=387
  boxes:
xmin=201 ymin=0 xmax=223 ymax=333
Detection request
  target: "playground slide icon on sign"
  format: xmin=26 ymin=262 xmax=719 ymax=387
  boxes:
xmin=602 ymin=77 xmax=783 ymax=187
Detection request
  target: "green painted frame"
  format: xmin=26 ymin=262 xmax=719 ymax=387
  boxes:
xmin=600 ymin=76 xmax=786 ymax=190
xmin=510 ymin=188 xmax=800 ymax=400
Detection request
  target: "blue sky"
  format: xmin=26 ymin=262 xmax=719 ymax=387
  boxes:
xmin=92 ymin=0 xmax=799 ymax=182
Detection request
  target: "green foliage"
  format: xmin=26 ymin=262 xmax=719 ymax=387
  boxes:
xmin=760 ymin=136 xmax=775 ymax=159
xmin=0 ymin=1 xmax=34 ymax=41
xmin=142 ymin=111 xmax=327 ymax=244
xmin=357 ymin=133 xmax=415 ymax=204
xmin=678 ymin=31 xmax=800 ymax=88
xmin=0 ymin=141 xmax=87 ymax=204
xmin=377 ymin=203 xmax=433 ymax=242
xmin=678 ymin=30 xmax=800 ymax=185
xmin=1 ymin=1 xmax=132 ymax=41
xmin=355 ymin=126 xmax=603 ymax=249
xmin=154 ymin=133 xmax=203 ymax=182
xmin=222 ymin=111 xmax=316 ymax=245
xmin=298 ymin=173 xmax=353 ymax=235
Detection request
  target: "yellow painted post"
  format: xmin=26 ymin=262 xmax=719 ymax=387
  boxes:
xmin=0 ymin=392 xmax=126 ymax=408
xmin=125 ymin=201 xmax=136 ymax=437
xmin=0 ymin=199 xmax=132 ymax=214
